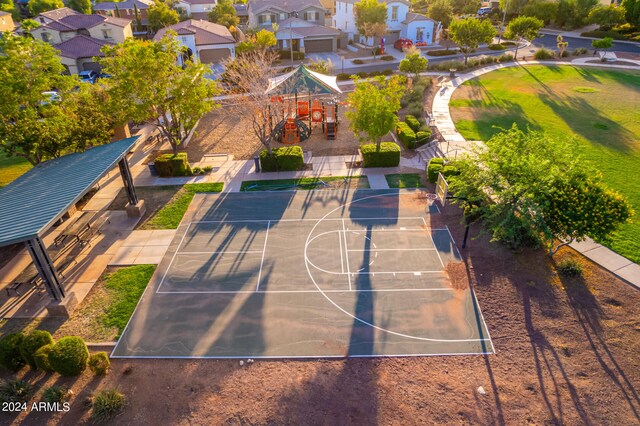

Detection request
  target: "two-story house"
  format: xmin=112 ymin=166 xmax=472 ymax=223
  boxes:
xmin=248 ymin=0 xmax=341 ymax=53
xmin=175 ymin=0 xmax=218 ymax=20
xmin=0 ymin=11 xmax=15 ymax=32
xmin=334 ymin=0 xmax=438 ymax=46
xmin=93 ymin=0 xmax=152 ymax=33
xmin=31 ymin=8 xmax=132 ymax=74
xmin=154 ymin=19 xmax=235 ymax=64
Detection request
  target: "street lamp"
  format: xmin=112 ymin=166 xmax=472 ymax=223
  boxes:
xmin=289 ymin=10 xmax=298 ymax=66
xmin=498 ymin=0 xmax=509 ymax=43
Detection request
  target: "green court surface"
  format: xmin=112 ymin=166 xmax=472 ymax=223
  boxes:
xmin=112 ymin=190 xmax=494 ymax=358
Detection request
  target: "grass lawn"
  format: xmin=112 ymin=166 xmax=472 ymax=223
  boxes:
xmin=240 ymin=176 xmax=370 ymax=191
xmin=385 ymin=173 xmax=425 ymax=188
xmin=0 ymin=152 xmax=32 ymax=188
xmin=450 ymin=65 xmax=640 ymax=263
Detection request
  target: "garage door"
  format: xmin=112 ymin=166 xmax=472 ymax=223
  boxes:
xmin=304 ymin=39 xmax=333 ymax=53
xmin=82 ymin=62 xmax=101 ymax=72
xmin=199 ymin=48 xmax=231 ymax=64
xmin=385 ymin=31 xmax=400 ymax=45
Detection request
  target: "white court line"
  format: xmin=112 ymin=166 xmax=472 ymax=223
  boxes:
xmin=156 ymin=222 xmax=192 ymax=294
xmin=256 ymin=220 xmax=271 ymax=291
xmin=190 ymin=217 xmax=428 ymax=224
xmin=111 ymin=350 xmax=495 ymax=359
xmin=341 ymin=218 xmax=351 ymax=291
xmin=423 ymin=217 xmax=445 ymax=268
xmin=346 ymin=248 xmax=437 ymax=252
xmin=177 ymin=250 xmax=264 ymax=255
xmin=157 ymin=287 xmax=455 ymax=294
xmin=445 ymin=225 xmax=463 ymax=259
xmin=338 ymin=226 xmax=345 ymax=274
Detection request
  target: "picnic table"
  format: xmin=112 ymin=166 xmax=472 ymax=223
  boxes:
xmin=54 ymin=211 xmax=97 ymax=246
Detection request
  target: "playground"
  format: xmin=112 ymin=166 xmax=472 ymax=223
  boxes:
xmin=112 ymin=190 xmax=493 ymax=358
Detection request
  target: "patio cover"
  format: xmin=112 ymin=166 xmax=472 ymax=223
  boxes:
xmin=0 ymin=136 xmax=139 ymax=247
xmin=266 ymin=65 xmax=342 ymax=95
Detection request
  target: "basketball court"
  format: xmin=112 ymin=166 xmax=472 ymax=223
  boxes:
xmin=112 ymin=189 xmax=494 ymax=358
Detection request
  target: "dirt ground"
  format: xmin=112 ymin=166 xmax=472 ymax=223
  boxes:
xmin=2 ymin=203 xmax=639 ymax=425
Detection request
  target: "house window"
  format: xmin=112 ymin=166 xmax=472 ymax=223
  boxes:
xmin=39 ymin=17 xmax=45 ymax=23
xmin=391 ymin=5 xmax=398 ymax=21
xmin=259 ymin=14 xmax=271 ymax=23
xmin=102 ymin=29 xmax=112 ymax=39
xmin=41 ymin=32 xmax=52 ymax=43
xmin=280 ymin=13 xmax=286 ymax=19
xmin=304 ymin=11 xmax=317 ymax=21
xmin=416 ymin=27 xmax=424 ymax=42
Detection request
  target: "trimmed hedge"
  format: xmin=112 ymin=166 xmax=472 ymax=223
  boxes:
xmin=361 ymin=143 xmax=400 ymax=167
xmin=352 ymin=59 xmax=364 ymax=64
xmin=0 ymin=333 xmax=25 ymax=372
xmin=426 ymin=49 xmax=457 ymax=56
xmin=416 ymin=130 xmax=431 ymax=146
xmin=396 ymin=122 xmax=417 ymax=149
xmin=427 ymin=158 xmax=445 ymax=183
xmin=404 ymin=115 xmax=421 ymax=132
xmin=488 ymin=43 xmax=506 ymax=50
xmin=442 ymin=164 xmax=460 ymax=178
xmin=34 ymin=344 xmax=54 ymax=373
xmin=19 ymin=330 xmax=54 ymax=370
xmin=154 ymin=153 xmax=192 ymax=177
xmin=259 ymin=146 xmax=304 ymax=172
xmin=337 ymin=73 xmax=351 ymax=81
xmin=380 ymin=55 xmax=394 ymax=61
xmin=48 ymin=336 xmax=89 ymax=377
xmin=88 ymin=352 xmax=110 ymax=376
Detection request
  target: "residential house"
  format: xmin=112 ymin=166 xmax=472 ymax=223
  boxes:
xmin=234 ymin=3 xmax=249 ymax=26
xmin=30 ymin=8 xmax=132 ymax=74
xmin=0 ymin=11 xmax=15 ymax=32
xmin=248 ymin=0 xmax=341 ymax=53
xmin=175 ymin=0 xmax=218 ymax=21
xmin=93 ymin=0 xmax=152 ymax=33
xmin=154 ymin=19 xmax=235 ymax=64
xmin=334 ymin=0 xmax=438 ymax=46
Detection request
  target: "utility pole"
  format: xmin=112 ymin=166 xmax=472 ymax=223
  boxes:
xmin=498 ymin=0 xmax=508 ymax=43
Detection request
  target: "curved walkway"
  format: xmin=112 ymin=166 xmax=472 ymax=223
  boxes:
xmin=431 ymin=60 xmax=640 ymax=289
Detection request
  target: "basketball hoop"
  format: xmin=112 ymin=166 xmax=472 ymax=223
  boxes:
xmin=424 ymin=192 xmax=438 ymax=207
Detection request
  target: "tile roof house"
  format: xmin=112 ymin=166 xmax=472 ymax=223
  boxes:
xmin=30 ymin=8 xmax=132 ymax=74
xmin=93 ymin=0 xmax=153 ymax=32
xmin=175 ymin=0 xmax=219 ymax=21
xmin=0 ymin=11 xmax=15 ymax=33
xmin=154 ymin=19 xmax=236 ymax=64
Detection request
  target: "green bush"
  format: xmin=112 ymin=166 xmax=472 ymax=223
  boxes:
xmin=442 ymin=164 xmax=460 ymax=178
xmin=48 ymin=336 xmax=89 ymax=377
xmin=498 ymin=53 xmax=514 ymax=62
xmin=91 ymin=389 xmax=126 ymax=422
xmin=429 ymin=157 xmax=444 ymax=165
xmin=572 ymin=47 xmax=588 ymax=55
xmin=352 ymin=59 xmax=364 ymax=64
xmin=192 ymin=166 xmax=203 ymax=174
xmin=154 ymin=153 xmax=192 ymax=177
xmin=356 ymin=71 xmax=368 ymax=78
xmin=426 ymin=49 xmax=458 ymax=56
xmin=0 ymin=333 xmax=25 ymax=372
xmin=0 ymin=379 xmax=32 ymax=403
xmin=404 ymin=115 xmax=421 ymax=132
xmin=203 ymin=165 xmax=213 ymax=173
xmin=381 ymin=68 xmax=394 ymax=76
xmin=380 ymin=55 xmax=394 ymax=61
xmin=427 ymin=162 xmax=443 ymax=183
xmin=557 ymin=258 xmax=583 ymax=277
xmin=336 ymin=72 xmax=351 ymax=81
xmin=406 ymin=101 xmax=424 ymax=119
xmin=42 ymin=386 xmax=70 ymax=404
xmin=368 ymin=70 xmax=382 ymax=77
xmin=502 ymin=41 xmax=516 ymax=46
xmin=534 ymin=48 xmax=554 ymax=60
xmin=488 ymin=43 xmax=506 ymax=50
xmin=34 ymin=344 xmax=54 ymax=372
xmin=415 ymin=130 xmax=431 ymax=146
xmin=396 ymin=122 xmax=417 ymax=149
xmin=19 ymin=330 xmax=54 ymax=370
xmin=259 ymin=146 xmax=304 ymax=172
xmin=361 ymin=143 xmax=400 ymax=167
xmin=88 ymin=352 xmax=111 ymax=376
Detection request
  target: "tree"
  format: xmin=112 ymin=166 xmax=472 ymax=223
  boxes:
xmin=67 ymin=0 xmax=91 ymax=14
xmin=306 ymin=57 xmax=334 ymax=74
xmin=362 ymin=21 xmax=386 ymax=58
xmin=28 ymin=0 xmax=64 ymax=16
xmin=522 ymin=0 xmax=558 ymax=24
xmin=451 ymin=0 xmax=481 ymax=15
xmin=0 ymin=0 xmax=19 ymax=21
xmin=220 ymin=50 xmax=282 ymax=154
xmin=100 ymin=36 xmax=220 ymax=155
xmin=591 ymin=36 xmax=613 ymax=54
xmin=556 ymin=0 xmax=599 ymax=28
xmin=622 ymin=0 xmax=640 ymax=26
xmin=556 ymin=35 xmax=568 ymax=58
xmin=148 ymin=0 xmax=179 ymax=32
xmin=346 ymin=76 xmax=405 ymax=150
xmin=254 ymin=28 xmax=276 ymax=50
xmin=133 ymin=3 xmax=142 ymax=31
xmin=0 ymin=35 xmax=113 ymax=165
xmin=504 ymin=16 xmax=544 ymax=58
xmin=208 ymin=0 xmax=239 ymax=28
xmin=448 ymin=125 xmax=632 ymax=253
xmin=449 ymin=17 xmax=496 ymax=65
xmin=20 ymin=19 xmax=41 ymax=37
xmin=427 ymin=0 xmax=453 ymax=29
xmin=354 ymin=0 xmax=387 ymax=47
xmin=399 ymin=46 xmax=428 ymax=79
xmin=588 ymin=5 xmax=626 ymax=30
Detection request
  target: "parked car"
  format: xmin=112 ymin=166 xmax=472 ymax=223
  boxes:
xmin=394 ymin=38 xmax=413 ymax=51
xmin=79 ymin=70 xmax=99 ymax=84
xmin=477 ymin=6 xmax=492 ymax=16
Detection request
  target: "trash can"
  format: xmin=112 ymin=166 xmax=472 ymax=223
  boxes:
xmin=449 ymin=68 xmax=457 ymax=79
xmin=254 ymin=156 xmax=261 ymax=173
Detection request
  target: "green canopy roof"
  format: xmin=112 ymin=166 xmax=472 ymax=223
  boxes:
xmin=0 ymin=136 xmax=139 ymax=247
xmin=266 ymin=65 xmax=342 ymax=95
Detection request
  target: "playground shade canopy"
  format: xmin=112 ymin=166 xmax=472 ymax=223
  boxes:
xmin=0 ymin=136 xmax=139 ymax=247
xmin=267 ymin=65 xmax=342 ymax=95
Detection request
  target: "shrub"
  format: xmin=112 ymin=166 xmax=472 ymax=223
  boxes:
xmin=497 ymin=53 xmax=514 ymax=62
xmin=415 ymin=130 xmax=431 ymax=146
xmin=404 ymin=115 xmax=421 ymax=132
xmin=380 ymin=55 xmax=394 ymax=61
xmin=502 ymin=41 xmax=516 ymax=46
xmin=336 ymin=72 xmax=351 ymax=81
xmin=368 ymin=70 xmax=382 ymax=77
xmin=192 ymin=166 xmax=203 ymax=174
xmin=42 ymin=386 xmax=70 ymax=404
xmin=557 ymin=258 xmax=583 ymax=277
xmin=0 ymin=379 xmax=32 ymax=403
xmin=352 ymin=59 xmax=364 ymax=64
xmin=534 ymin=48 xmax=554 ymax=60
xmin=396 ymin=122 xmax=417 ymax=149
xmin=442 ymin=164 xmax=460 ymax=178
xmin=381 ymin=68 xmax=394 ymax=76
xmin=278 ymin=50 xmax=304 ymax=60
xmin=356 ymin=71 xmax=368 ymax=78
xmin=154 ymin=153 xmax=192 ymax=177
xmin=34 ymin=344 xmax=54 ymax=372
xmin=203 ymin=165 xmax=213 ymax=173
xmin=259 ymin=146 xmax=304 ymax=172
xmin=572 ymin=47 xmax=588 ymax=55
xmin=88 ymin=352 xmax=111 ymax=376
xmin=48 ymin=336 xmax=89 ymax=377
xmin=0 ymin=333 xmax=25 ymax=372
xmin=91 ymin=389 xmax=126 ymax=422
xmin=426 ymin=49 xmax=458 ymax=56
xmin=427 ymin=162 xmax=443 ymax=183
xmin=361 ymin=143 xmax=400 ymax=167
xmin=406 ymin=101 xmax=424 ymax=119
xmin=560 ymin=50 xmax=570 ymax=57
xmin=488 ymin=43 xmax=506 ymax=50
xmin=19 ymin=330 xmax=54 ymax=370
